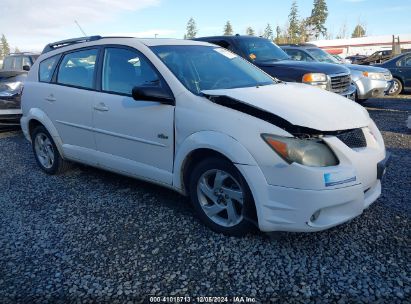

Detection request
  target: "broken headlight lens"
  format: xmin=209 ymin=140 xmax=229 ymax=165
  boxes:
xmin=261 ymin=134 xmax=339 ymax=167
xmin=0 ymin=81 xmax=23 ymax=97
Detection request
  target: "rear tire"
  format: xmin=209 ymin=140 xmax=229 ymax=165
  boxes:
xmin=388 ymin=78 xmax=403 ymax=96
xmin=189 ymin=157 xmax=255 ymax=236
xmin=31 ymin=126 xmax=71 ymax=174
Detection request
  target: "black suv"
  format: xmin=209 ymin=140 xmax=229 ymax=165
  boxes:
xmin=194 ymin=35 xmax=355 ymax=99
xmin=0 ymin=53 xmax=39 ymax=129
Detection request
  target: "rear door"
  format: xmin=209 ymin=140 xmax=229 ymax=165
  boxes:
xmin=43 ymin=48 xmax=99 ymax=163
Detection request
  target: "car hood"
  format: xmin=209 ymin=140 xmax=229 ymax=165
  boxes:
xmin=344 ymin=64 xmax=389 ymax=73
xmin=256 ymin=60 xmax=350 ymax=75
xmin=202 ymin=82 xmax=370 ymax=132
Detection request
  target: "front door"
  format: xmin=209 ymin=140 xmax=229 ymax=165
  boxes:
xmin=93 ymin=47 xmax=175 ymax=185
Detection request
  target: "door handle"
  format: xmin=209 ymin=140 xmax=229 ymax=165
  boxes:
xmin=45 ymin=95 xmax=56 ymax=102
xmin=94 ymin=103 xmax=109 ymax=112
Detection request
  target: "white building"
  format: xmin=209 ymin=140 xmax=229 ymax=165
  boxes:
xmin=309 ymin=33 xmax=411 ymax=58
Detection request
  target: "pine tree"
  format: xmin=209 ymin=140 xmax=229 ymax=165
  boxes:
xmin=246 ymin=27 xmax=255 ymax=36
xmin=185 ymin=17 xmax=198 ymax=39
xmin=0 ymin=34 xmax=10 ymax=59
xmin=351 ymin=24 xmax=366 ymax=38
xmin=288 ymin=1 xmax=300 ymax=43
xmin=263 ymin=24 xmax=274 ymax=40
xmin=309 ymin=0 xmax=328 ymax=39
xmin=223 ymin=21 xmax=233 ymax=36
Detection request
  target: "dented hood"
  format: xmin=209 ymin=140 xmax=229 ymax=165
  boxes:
xmin=202 ymin=82 xmax=370 ymax=132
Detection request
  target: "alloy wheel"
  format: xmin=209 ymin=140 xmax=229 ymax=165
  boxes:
xmin=34 ymin=132 xmax=55 ymax=169
xmin=196 ymin=169 xmax=244 ymax=227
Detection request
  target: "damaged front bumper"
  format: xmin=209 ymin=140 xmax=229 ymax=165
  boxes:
xmin=0 ymin=96 xmax=22 ymax=129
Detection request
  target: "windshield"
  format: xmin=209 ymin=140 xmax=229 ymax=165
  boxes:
xmin=150 ymin=45 xmax=275 ymax=94
xmin=237 ymin=38 xmax=290 ymax=62
xmin=306 ymin=48 xmax=340 ymax=64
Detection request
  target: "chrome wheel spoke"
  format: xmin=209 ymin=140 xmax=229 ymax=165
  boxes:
xmin=214 ymin=170 xmax=227 ymax=189
xmin=203 ymin=203 xmax=225 ymax=217
xmin=222 ymin=187 xmax=243 ymax=203
xmin=226 ymin=200 xmax=238 ymax=224
xmin=198 ymin=178 xmax=217 ymax=203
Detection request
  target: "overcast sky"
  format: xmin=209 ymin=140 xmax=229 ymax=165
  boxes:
xmin=1 ymin=0 xmax=410 ymax=51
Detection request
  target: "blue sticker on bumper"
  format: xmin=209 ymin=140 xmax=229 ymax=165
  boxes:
xmin=324 ymin=173 xmax=356 ymax=187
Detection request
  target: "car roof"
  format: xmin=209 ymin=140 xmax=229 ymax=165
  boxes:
xmin=41 ymin=36 xmax=212 ymax=55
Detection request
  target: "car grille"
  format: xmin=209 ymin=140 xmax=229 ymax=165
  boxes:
xmin=336 ymin=128 xmax=367 ymax=149
xmin=330 ymin=74 xmax=351 ymax=93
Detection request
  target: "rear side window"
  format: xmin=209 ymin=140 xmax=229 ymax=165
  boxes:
xmin=3 ymin=57 xmax=15 ymax=69
xmin=102 ymin=47 xmax=160 ymax=95
xmin=57 ymin=49 xmax=98 ymax=89
xmin=39 ymin=55 xmax=59 ymax=82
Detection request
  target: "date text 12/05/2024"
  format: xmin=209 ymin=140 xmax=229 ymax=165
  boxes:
xmin=149 ymin=296 xmax=257 ymax=303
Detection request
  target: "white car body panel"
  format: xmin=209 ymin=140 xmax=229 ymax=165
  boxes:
xmin=202 ymin=83 xmax=370 ymax=131
xmin=21 ymin=37 xmax=388 ymax=233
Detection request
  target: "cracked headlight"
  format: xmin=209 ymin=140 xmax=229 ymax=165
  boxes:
xmin=262 ymin=134 xmax=339 ymax=167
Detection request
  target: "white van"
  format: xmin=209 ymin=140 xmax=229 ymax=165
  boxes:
xmin=21 ymin=36 xmax=390 ymax=235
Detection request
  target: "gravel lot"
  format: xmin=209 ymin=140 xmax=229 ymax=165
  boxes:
xmin=0 ymin=96 xmax=410 ymax=303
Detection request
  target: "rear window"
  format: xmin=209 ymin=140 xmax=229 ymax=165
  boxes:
xmin=57 ymin=49 xmax=98 ymax=89
xmin=39 ymin=55 xmax=60 ymax=82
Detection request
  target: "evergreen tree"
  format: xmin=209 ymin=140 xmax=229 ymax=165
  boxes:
xmin=185 ymin=17 xmax=198 ymax=39
xmin=288 ymin=1 xmax=300 ymax=43
xmin=351 ymin=24 xmax=366 ymax=38
xmin=309 ymin=0 xmax=328 ymax=39
xmin=0 ymin=34 xmax=10 ymax=59
xmin=223 ymin=21 xmax=233 ymax=36
xmin=263 ymin=24 xmax=274 ymax=40
xmin=245 ymin=27 xmax=255 ymax=36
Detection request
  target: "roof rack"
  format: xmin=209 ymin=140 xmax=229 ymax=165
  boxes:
xmin=8 ymin=52 xmax=38 ymax=55
xmin=41 ymin=35 xmax=102 ymax=54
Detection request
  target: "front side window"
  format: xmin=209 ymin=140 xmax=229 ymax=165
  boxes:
xmin=286 ymin=49 xmax=314 ymax=62
xmin=102 ymin=47 xmax=160 ymax=95
xmin=398 ymin=56 xmax=411 ymax=67
xmin=236 ymin=38 xmax=290 ymax=62
xmin=57 ymin=49 xmax=98 ymax=89
xmin=306 ymin=48 xmax=339 ymax=64
xmin=39 ymin=55 xmax=59 ymax=82
xmin=151 ymin=45 xmax=275 ymax=94
xmin=3 ymin=57 xmax=15 ymax=69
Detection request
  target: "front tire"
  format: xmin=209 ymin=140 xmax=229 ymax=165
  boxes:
xmin=189 ymin=157 xmax=255 ymax=236
xmin=388 ymin=78 xmax=403 ymax=96
xmin=31 ymin=126 xmax=70 ymax=174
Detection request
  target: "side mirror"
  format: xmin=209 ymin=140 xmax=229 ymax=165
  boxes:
xmin=132 ymin=86 xmax=174 ymax=105
xmin=22 ymin=65 xmax=30 ymax=71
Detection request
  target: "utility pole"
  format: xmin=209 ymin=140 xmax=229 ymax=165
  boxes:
xmin=74 ymin=20 xmax=87 ymax=36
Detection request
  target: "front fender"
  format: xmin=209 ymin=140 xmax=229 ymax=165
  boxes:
xmin=173 ymin=131 xmax=258 ymax=191
xmin=21 ymin=108 xmax=64 ymax=156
